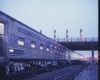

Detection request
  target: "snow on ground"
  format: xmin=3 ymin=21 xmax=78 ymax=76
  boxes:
xmin=74 ymin=65 xmax=98 ymax=80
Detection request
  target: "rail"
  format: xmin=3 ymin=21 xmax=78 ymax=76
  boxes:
xmin=0 ymin=68 xmax=47 ymax=80
xmin=55 ymin=64 xmax=89 ymax=80
xmin=56 ymin=37 xmax=98 ymax=42
xmin=2 ymin=64 xmax=89 ymax=80
xmin=27 ymin=64 xmax=89 ymax=80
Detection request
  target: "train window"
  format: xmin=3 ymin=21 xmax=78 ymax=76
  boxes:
xmin=46 ymin=46 xmax=49 ymax=51
xmin=40 ymin=44 xmax=43 ymax=50
xmin=0 ymin=22 xmax=5 ymax=34
xmin=18 ymin=37 xmax=25 ymax=46
xmin=9 ymin=49 xmax=14 ymax=53
xmin=31 ymin=41 xmax=36 ymax=48
xmin=50 ymin=44 xmax=52 ymax=47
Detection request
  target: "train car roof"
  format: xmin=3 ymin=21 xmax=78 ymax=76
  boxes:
xmin=0 ymin=11 xmax=66 ymax=48
xmin=0 ymin=11 xmax=53 ymax=40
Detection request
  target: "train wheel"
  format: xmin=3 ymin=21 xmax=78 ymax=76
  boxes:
xmin=6 ymin=65 xmax=9 ymax=74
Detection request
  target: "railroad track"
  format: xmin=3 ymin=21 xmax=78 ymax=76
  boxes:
xmin=0 ymin=65 xmax=71 ymax=80
xmin=0 ymin=64 xmax=88 ymax=80
xmin=27 ymin=64 xmax=88 ymax=80
xmin=0 ymin=68 xmax=48 ymax=80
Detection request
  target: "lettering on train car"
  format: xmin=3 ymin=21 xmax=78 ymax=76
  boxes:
xmin=9 ymin=49 xmax=24 ymax=54
xmin=14 ymin=49 xmax=24 ymax=54
xmin=18 ymin=27 xmax=40 ymax=39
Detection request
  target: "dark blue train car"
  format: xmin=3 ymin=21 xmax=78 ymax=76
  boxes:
xmin=0 ymin=11 xmax=83 ymax=75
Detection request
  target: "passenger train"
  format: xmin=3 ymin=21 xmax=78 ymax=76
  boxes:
xmin=0 ymin=11 xmax=83 ymax=75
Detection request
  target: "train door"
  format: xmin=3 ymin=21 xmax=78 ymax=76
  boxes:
xmin=0 ymin=21 xmax=5 ymax=35
xmin=0 ymin=20 xmax=6 ymax=57
xmin=68 ymin=50 xmax=70 ymax=62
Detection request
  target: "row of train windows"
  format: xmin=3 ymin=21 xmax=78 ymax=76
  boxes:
xmin=18 ymin=37 xmax=55 ymax=51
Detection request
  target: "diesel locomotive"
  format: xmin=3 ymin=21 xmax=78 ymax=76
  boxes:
xmin=0 ymin=11 xmax=83 ymax=75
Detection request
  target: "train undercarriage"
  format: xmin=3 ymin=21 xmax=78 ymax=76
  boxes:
xmin=0 ymin=59 xmax=73 ymax=75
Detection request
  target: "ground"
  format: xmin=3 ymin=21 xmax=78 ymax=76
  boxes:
xmin=74 ymin=64 xmax=98 ymax=80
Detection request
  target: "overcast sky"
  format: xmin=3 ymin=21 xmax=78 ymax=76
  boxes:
xmin=0 ymin=0 xmax=98 ymax=57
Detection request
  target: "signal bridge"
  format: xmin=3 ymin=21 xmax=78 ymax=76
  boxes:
xmin=56 ymin=37 xmax=98 ymax=65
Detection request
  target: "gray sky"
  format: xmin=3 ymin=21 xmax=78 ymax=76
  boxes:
xmin=0 ymin=0 xmax=98 ymax=57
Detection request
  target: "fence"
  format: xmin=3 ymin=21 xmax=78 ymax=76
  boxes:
xmin=56 ymin=37 xmax=98 ymax=42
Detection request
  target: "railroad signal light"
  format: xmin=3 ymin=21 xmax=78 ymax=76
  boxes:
xmin=66 ymin=29 xmax=68 ymax=33
xmin=80 ymin=34 xmax=83 ymax=36
xmin=66 ymin=35 xmax=68 ymax=38
xmin=80 ymin=39 xmax=83 ymax=42
xmin=54 ymin=29 xmax=56 ymax=33
xmin=66 ymin=40 xmax=69 ymax=42
xmin=54 ymin=29 xmax=56 ymax=41
xmin=54 ymin=35 xmax=56 ymax=38
xmin=40 ymin=30 xmax=42 ymax=34
xmin=80 ymin=28 xmax=82 ymax=33
xmin=54 ymin=40 xmax=56 ymax=42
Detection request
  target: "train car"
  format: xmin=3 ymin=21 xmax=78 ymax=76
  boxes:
xmin=0 ymin=11 xmax=83 ymax=75
xmin=69 ymin=51 xmax=84 ymax=64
